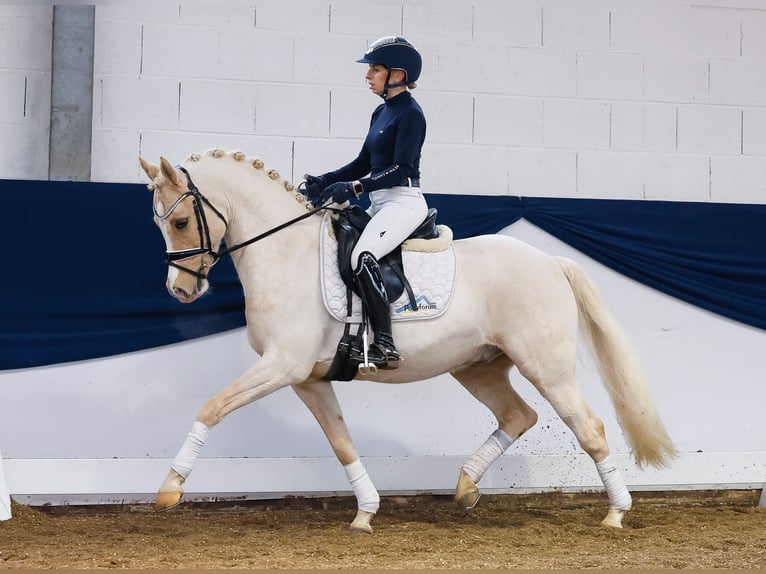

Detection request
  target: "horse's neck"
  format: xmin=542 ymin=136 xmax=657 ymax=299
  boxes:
xmin=204 ymin=167 xmax=319 ymax=278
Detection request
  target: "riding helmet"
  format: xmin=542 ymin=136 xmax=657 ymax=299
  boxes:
xmin=356 ymin=36 xmax=422 ymax=85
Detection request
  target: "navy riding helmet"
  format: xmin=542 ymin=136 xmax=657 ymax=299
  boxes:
xmin=356 ymin=36 xmax=422 ymax=97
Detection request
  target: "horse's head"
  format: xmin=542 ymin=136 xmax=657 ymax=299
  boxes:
xmin=139 ymin=156 xmax=227 ymax=303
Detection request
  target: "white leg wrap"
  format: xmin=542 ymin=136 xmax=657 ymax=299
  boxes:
xmin=171 ymin=421 xmax=210 ymax=479
xmin=344 ymin=460 xmax=380 ymax=514
xmin=461 ymin=429 xmax=514 ymax=484
xmin=596 ymin=455 xmax=632 ymax=510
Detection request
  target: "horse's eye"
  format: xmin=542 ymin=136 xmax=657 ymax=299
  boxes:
xmin=174 ymin=218 xmax=189 ymax=230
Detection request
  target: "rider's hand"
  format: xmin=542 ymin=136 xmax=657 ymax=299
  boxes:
xmin=303 ymin=174 xmax=327 ymax=205
xmin=326 ymin=181 xmax=355 ymax=204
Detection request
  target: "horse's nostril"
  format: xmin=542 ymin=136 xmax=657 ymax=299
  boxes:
xmin=173 ymin=286 xmax=190 ymax=299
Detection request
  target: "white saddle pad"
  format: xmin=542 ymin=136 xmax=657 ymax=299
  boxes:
xmin=320 ymin=213 xmax=457 ymax=323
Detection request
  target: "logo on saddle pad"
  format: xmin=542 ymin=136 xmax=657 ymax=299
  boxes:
xmin=320 ymin=214 xmax=456 ymax=323
xmin=395 ymin=294 xmax=438 ymax=315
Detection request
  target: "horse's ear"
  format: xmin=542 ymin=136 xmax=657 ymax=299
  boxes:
xmin=139 ymin=157 xmax=159 ymax=180
xmin=160 ymin=156 xmax=180 ymax=186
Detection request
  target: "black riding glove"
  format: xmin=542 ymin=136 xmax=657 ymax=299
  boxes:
xmin=303 ymin=174 xmax=327 ymax=207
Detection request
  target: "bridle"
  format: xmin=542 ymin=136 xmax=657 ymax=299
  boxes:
xmin=153 ymin=165 xmax=330 ymax=281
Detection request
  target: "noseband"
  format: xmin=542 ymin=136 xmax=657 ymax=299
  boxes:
xmin=153 ymin=166 xmax=228 ymax=281
xmin=154 ymin=165 xmax=330 ymax=282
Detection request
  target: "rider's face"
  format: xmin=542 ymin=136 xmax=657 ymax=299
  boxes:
xmin=365 ymin=64 xmax=405 ymax=97
xmin=365 ymin=64 xmax=388 ymax=96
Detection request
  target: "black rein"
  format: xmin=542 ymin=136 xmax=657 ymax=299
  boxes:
xmin=157 ymin=165 xmax=331 ymax=280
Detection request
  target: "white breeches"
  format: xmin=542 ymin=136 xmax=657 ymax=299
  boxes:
xmin=350 ymin=186 xmax=428 ymax=268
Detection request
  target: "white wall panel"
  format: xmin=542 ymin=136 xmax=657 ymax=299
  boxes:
xmin=474 ymin=95 xmax=542 ymax=147
xmin=330 ymin=1 xmax=402 ymax=37
xmin=0 ymin=6 xmax=52 ymax=70
xmin=255 ymin=0 xmax=329 ymax=33
xmin=643 ymin=103 xmax=678 ymax=152
xmin=96 ymin=4 xmax=180 ymax=25
xmin=431 ymin=143 xmax=509 ymax=194
xmin=218 ymin=29 xmax=295 ymax=83
xmin=141 ymin=24 xmax=220 ymax=78
xmin=0 ymin=72 xmax=26 ymax=123
xmin=642 ymin=153 xmax=710 ymax=201
xmin=507 ymin=47 xmax=576 ymax=98
xmin=611 ymin=6 xmax=741 ymax=58
xmin=543 ymin=99 xmax=610 ymax=149
xmin=294 ymin=33 xmax=367 ymax=86
xmin=91 ymin=129 xmax=141 ymax=183
xmin=710 ymin=59 xmax=766 ymax=107
xmin=99 ymin=77 xmax=179 ymax=130
xmin=710 ymin=156 xmax=766 ymax=203
xmin=740 ymin=10 xmax=766 ymax=58
xmin=541 ymin=1 xmax=610 ymax=50
xmin=576 ymin=51 xmax=642 ymax=101
xmin=0 ymin=125 xmax=49 ymax=179
xmin=507 ymin=148 xmax=576 ymax=197
xmin=179 ymin=2 xmax=255 ymax=27
xmin=473 ymin=0 xmax=542 ymax=47
xmin=609 ymin=103 xmax=643 ymax=151
xmin=742 ymin=108 xmax=766 ymax=156
xmin=434 ymin=43 xmax=510 ymax=94
xmin=642 ymin=54 xmax=709 ymax=104
xmin=254 ymin=84 xmax=329 ymax=137
xmin=408 ymin=91 xmax=473 ymax=144
xmin=93 ymin=21 xmax=142 ymax=76
xmin=677 ymin=105 xmax=741 ymax=155
xmin=403 ymin=3 xmax=474 ymax=42
xmin=180 ymin=80 xmax=257 ymax=134
xmin=578 ymin=151 xmax=645 ymax=199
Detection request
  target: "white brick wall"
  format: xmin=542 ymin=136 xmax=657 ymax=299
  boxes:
xmin=0 ymin=6 xmax=52 ymax=179
xmin=4 ymin=1 xmax=766 ymax=203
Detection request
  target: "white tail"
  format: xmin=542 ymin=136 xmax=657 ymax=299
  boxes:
xmin=555 ymin=257 xmax=677 ymax=468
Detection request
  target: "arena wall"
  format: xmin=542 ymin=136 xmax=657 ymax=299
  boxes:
xmin=0 ymin=1 xmax=764 ymax=504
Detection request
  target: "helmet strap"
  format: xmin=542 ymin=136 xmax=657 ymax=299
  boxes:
xmin=381 ymin=70 xmax=406 ymax=100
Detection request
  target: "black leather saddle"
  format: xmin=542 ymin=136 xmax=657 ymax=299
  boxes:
xmin=331 ymin=205 xmax=439 ymax=308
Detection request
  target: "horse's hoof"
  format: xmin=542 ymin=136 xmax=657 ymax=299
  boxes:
xmin=455 ymin=470 xmax=481 ymax=515
xmin=156 ymin=490 xmax=183 ymax=510
xmin=349 ymin=510 xmax=374 ymax=534
xmin=601 ymin=507 xmax=627 ymax=528
xmin=156 ymin=469 xmax=185 ymax=511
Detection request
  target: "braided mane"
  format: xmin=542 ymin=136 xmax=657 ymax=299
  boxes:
xmin=184 ymin=148 xmax=315 ymax=213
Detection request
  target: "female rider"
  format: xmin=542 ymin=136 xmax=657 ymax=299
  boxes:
xmin=305 ymin=36 xmax=428 ymax=370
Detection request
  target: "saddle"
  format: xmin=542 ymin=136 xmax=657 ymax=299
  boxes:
xmin=324 ymin=205 xmax=442 ymax=381
xmin=331 ymin=205 xmax=440 ymax=310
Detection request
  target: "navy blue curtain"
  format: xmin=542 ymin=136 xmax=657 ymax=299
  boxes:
xmin=2 ymin=180 xmax=763 ymax=370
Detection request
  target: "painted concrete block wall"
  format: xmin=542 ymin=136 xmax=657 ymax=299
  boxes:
xmin=0 ymin=6 xmax=52 ymax=179
xmin=71 ymin=0 xmax=766 ymax=203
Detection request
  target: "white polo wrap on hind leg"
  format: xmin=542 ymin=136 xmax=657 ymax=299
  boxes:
xmin=596 ymin=455 xmax=632 ymax=510
xmin=344 ymin=460 xmax=380 ymax=514
xmin=171 ymin=421 xmax=210 ymax=479
xmin=461 ymin=429 xmax=514 ymax=484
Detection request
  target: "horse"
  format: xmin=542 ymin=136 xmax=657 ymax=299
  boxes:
xmin=139 ymin=148 xmax=676 ymax=533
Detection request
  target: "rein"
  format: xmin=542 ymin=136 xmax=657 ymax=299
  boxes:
xmin=156 ymin=165 xmax=331 ymax=280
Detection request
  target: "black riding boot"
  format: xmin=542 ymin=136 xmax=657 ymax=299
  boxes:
xmin=351 ymin=252 xmax=400 ymax=369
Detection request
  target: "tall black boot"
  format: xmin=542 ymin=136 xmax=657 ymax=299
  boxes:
xmin=351 ymin=252 xmax=400 ymax=369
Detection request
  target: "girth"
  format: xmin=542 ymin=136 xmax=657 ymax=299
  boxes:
xmin=331 ymin=205 xmax=439 ymax=311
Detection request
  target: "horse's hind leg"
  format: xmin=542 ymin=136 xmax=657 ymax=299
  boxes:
xmin=518 ymin=358 xmax=632 ymax=528
xmin=291 ymin=380 xmax=379 ymax=535
xmin=451 ymin=354 xmax=538 ymax=514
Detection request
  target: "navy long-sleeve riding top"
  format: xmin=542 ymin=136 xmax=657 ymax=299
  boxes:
xmin=322 ymin=91 xmax=426 ymax=193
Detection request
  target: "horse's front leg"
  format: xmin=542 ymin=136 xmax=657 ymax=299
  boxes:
xmin=292 ymin=381 xmax=379 ymax=534
xmin=157 ymin=354 xmax=308 ymax=510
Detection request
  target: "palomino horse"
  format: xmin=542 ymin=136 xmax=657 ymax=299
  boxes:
xmin=139 ymin=149 xmax=676 ymax=533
